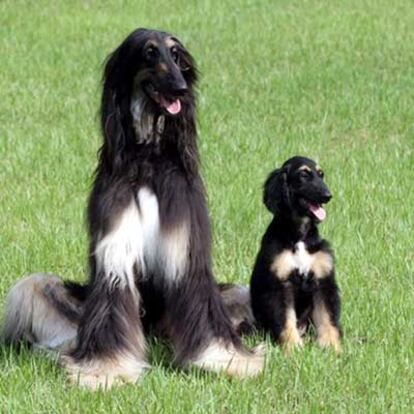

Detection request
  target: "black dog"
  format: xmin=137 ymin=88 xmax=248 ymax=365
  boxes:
xmin=250 ymin=156 xmax=341 ymax=352
xmin=2 ymin=28 xmax=263 ymax=389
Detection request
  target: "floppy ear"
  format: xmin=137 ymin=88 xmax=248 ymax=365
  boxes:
xmin=263 ymin=168 xmax=290 ymax=214
xmin=100 ymin=47 xmax=134 ymax=174
xmin=175 ymin=41 xmax=198 ymax=86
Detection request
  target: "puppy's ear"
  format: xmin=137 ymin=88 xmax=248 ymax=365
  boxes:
xmin=263 ymin=168 xmax=290 ymax=214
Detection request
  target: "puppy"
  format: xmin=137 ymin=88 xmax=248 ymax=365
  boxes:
xmin=250 ymin=156 xmax=341 ymax=352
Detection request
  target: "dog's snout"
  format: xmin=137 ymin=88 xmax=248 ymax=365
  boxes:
xmin=171 ymin=78 xmax=188 ymax=95
xmin=166 ymin=67 xmax=188 ymax=94
xmin=320 ymin=190 xmax=332 ymax=203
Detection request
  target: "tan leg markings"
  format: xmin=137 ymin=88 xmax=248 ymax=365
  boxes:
xmin=280 ymin=306 xmax=303 ymax=353
xmin=312 ymin=251 xmax=333 ymax=279
xmin=271 ymin=250 xmax=295 ymax=281
xmin=63 ymin=351 xmax=149 ymax=390
xmin=192 ymin=340 xmax=265 ymax=378
xmin=63 ymin=288 xmax=149 ymax=390
xmin=312 ymin=301 xmax=341 ymax=353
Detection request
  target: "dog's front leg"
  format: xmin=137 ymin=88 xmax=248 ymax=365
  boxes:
xmin=312 ymin=278 xmax=342 ymax=353
xmin=63 ymin=199 xmax=149 ymax=390
xmin=276 ymin=284 xmax=303 ymax=352
xmin=165 ymin=273 xmax=264 ymax=378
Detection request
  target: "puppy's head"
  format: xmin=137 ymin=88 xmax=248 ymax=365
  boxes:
xmin=264 ymin=156 xmax=332 ymax=222
xmin=104 ymin=28 xmax=197 ymax=117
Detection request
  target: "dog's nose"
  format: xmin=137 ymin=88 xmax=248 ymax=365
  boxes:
xmin=320 ymin=191 xmax=332 ymax=203
xmin=171 ymin=80 xmax=188 ymax=95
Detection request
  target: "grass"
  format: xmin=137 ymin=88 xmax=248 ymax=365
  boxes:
xmin=1 ymin=0 xmax=413 ymax=412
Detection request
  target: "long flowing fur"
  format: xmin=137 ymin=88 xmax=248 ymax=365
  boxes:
xmin=2 ymin=28 xmax=264 ymax=388
xmin=2 ymin=274 xmax=78 ymax=351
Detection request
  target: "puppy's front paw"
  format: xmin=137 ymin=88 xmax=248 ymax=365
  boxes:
xmin=317 ymin=327 xmax=341 ymax=354
xmin=280 ymin=326 xmax=303 ymax=354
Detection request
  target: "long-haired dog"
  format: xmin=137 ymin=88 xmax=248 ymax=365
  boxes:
xmin=250 ymin=156 xmax=341 ymax=352
xmin=2 ymin=28 xmax=264 ymax=389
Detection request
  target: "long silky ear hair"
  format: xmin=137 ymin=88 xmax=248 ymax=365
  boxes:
xmin=263 ymin=167 xmax=291 ymax=214
xmin=99 ymin=29 xmax=150 ymax=174
xmin=99 ymin=50 xmax=133 ymax=174
xmin=168 ymin=37 xmax=200 ymax=176
xmin=172 ymin=36 xmax=198 ymax=87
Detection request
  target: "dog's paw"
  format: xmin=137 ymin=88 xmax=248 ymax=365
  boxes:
xmin=192 ymin=340 xmax=265 ymax=378
xmin=317 ymin=328 xmax=341 ymax=354
xmin=67 ymin=370 xmax=123 ymax=390
xmin=280 ymin=325 xmax=303 ymax=354
xmin=62 ymin=354 xmax=149 ymax=390
xmin=252 ymin=342 xmax=266 ymax=357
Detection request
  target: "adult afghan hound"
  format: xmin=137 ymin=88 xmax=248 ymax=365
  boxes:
xmin=2 ymin=28 xmax=264 ymax=389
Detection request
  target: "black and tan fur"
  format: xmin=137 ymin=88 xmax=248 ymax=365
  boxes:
xmin=2 ymin=28 xmax=264 ymax=389
xmin=250 ymin=156 xmax=341 ymax=352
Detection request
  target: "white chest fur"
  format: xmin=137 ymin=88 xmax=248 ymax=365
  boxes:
xmin=291 ymin=242 xmax=312 ymax=276
xmin=95 ymin=187 xmax=189 ymax=290
xmin=271 ymin=241 xmax=333 ymax=281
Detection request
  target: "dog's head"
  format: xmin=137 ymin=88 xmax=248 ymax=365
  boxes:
xmin=264 ymin=156 xmax=332 ymax=222
xmin=100 ymin=28 xmax=199 ymax=172
xmin=103 ymin=28 xmax=197 ymax=117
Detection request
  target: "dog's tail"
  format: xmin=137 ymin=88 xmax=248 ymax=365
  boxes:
xmin=2 ymin=275 xmax=254 ymax=349
xmin=2 ymin=273 xmax=83 ymax=351
xmin=218 ymin=283 xmax=256 ymax=335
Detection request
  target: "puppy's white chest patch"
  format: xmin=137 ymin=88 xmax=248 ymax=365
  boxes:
xmin=271 ymin=241 xmax=333 ymax=281
xmin=292 ymin=242 xmax=312 ymax=276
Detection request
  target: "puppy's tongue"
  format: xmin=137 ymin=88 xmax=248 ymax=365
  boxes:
xmin=308 ymin=203 xmax=326 ymax=221
xmin=159 ymin=96 xmax=181 ymax=115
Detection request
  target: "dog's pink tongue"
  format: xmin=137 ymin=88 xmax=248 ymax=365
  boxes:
xmin=165 ymin=99 xmax=181 ymax=115
xmin=309 ymin=203 xmax=326 ymax=221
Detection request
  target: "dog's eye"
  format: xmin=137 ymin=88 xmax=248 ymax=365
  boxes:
xmin=299 ymin=170 xmax=311 ymax=179
xmin=317 ymin=170 xmax=324 ymax=178
xmin=146 ymin=46 xmax=158 ymax=60
xmin=171 ymin=47 xmax=179 ymax=64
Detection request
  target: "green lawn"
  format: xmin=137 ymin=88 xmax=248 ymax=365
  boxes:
xmin=1 ymin=0 xmax=413 ymax=412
